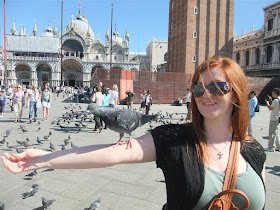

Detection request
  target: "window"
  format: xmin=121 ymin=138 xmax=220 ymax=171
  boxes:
xmin=170 ymin=44 xmax=172 ymax=50
xmin=255 ymin=48 xmax=260 ymax=64
xmin=266 ymin=45 xmax=273 ymax=63
xmin=192 ymin=55 xmax=197 ymax=63
xmin=160 ymin=46 xmax=162 ymax=49
xmin=236 ymin=52 xmax=240 ymax=64
xmin=267 ymin=19 xmax=273 ymax=31
xmin=171 ymin=23 xmax=173 ymax=30
xmin=194 ymin=6 xmax=198 ymax=14
xmin=114 ymin=56 xmax=117 ymax=60
xmin=193 ymin=31 xmax=197 ymax=38
xmin=245 ymin=50 xmax=250 ymax=66
xmin=96 ymin=55 xmax=99 ymax=60
xmin=171 ymin=2 xmax=174 ymax=9
xmin=169 ymin=64 xmax=172 ymax=72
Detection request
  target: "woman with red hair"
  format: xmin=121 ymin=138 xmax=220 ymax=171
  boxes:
xmin=2 ymin=57 xmax=265 ymax=209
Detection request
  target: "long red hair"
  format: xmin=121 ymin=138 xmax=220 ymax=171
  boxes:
xmin=189 ymin=56 xmax=249 ymax=161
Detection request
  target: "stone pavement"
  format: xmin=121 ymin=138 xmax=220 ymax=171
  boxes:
xmin=0 ymin=96 xmax=279 ymax=210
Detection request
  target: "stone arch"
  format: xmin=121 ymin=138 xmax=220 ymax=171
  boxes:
xmin=112 ymin=66 xmax=122 ymax=70
xmin=62 ymin=39 xmax=84 ymax=59
xmin=62 ymin=60 xmax=83 ymax=86
xmin=36 ymin=63 xmax=52 ymax=87
xmin=91 ymin=44 xmax=105 ymax=54
xmin=64 ymin=72 xmax=79 ymax=87
xmin=15 ymin=64 xmax=31 ymax=85
xmin=131 ymin=67 xmax=138 ymax=71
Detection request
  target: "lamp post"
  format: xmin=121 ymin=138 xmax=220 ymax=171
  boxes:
xmin=3 ymin=0 xmax=8 ymax=87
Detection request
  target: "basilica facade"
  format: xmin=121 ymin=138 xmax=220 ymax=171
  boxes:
xmin=0 ymin=11 xmax=139 ymax=87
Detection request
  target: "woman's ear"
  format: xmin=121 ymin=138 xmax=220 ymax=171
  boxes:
xmin=231 ymin=92 xmax=238 ymax=104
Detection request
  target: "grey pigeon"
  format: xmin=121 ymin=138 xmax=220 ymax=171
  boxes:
xmin=6 ymin=142 xmax=14 ymax=150
xmin=42 ymin=197 xmax=56 ymax=209
xmin=61 ymin=144 xmax=66 ymax=150
xmin=71 ymin=142 xmax=77 ymax=148
xmin=16 ymin=148 xmax=24 ymax=153
xmin=37 ymin=137 xmax=43 ymax=144
xmin=0 ymin=201 xmax=5 ymax=210
xmin=21 ymin=127 xmax=28 ymax=133
xmin=49 ymin=142 xmax=55 ymax=151
xmin=88 ymin=197 xmax=101 ymax=210
xmin=16 ymin=140 xmax=27 ymax=146
xmin=87 ymin=104 xmax=157 ymax=149
xmin=25 ymin=170 xmax=37 ymax=179
xmin=0 ymin=138 xmax=6 ymax=144
xmin=22 ymin=184 xmax=39 ymax=199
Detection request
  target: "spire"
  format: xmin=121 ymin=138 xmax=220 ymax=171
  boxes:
xmin=106 ymin=27 xmax=109 ymax=38
xmin=242 ymin=28 xmax=245 ymax=35
xmin=53 ymin=21 xmax=58 ymax=36
xmin=20 ymin=25 xmax=23 ymax=36
xmin=77 ymin=0 xmax=82 ymax=20
xmin=96 ymin=32 xmax=99 ymax=40
xmin=125 ymin=28 xmax=129 ymax=40
xmin=33 ymin=19 xmax=38 ymax=36
xmin=23 ymin=27 xmax=26 ymax=35
xmin=113 ymin=24 xmax=118 ymax=36
xmin=252 ymin=25 xmax=255 ymax=31
xmin=11 ymin=20 xmax=17 ymax=35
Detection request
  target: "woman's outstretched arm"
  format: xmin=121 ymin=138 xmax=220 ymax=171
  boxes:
xmin=1 ymin=133 xmax=156 ymax=174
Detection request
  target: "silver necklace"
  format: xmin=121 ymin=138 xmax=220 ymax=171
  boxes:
xmin=208 ymin=140 xmax=232 ymax=159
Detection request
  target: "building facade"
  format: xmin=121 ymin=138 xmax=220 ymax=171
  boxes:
xmin=0 ymin=11 xmax=139 ymax=87
xmin=167 ymin=0 xmax=234 ymax=74
xmin=146 ymin=39 xmax=168 ymax=71
xmin=233 ymin=1 xmax=280 ymax=77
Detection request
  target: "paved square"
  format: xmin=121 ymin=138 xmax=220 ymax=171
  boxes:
xmin=0 ymin=96 xmax=279 ymax=209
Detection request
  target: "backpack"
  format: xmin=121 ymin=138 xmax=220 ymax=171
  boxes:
xmin=254 ymin=103 xmax=260 ymax=112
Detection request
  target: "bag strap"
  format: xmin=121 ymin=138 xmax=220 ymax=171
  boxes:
xmin=222 ymin=139 xmax=240 ymax=200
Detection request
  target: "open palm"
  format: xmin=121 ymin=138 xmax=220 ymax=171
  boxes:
xmin=1 ymin=149 xmax=50 ymax=173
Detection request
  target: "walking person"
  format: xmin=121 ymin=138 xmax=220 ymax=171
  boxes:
xmin=41 ymin=83 xmax=52 ymax=120
xmin=248 ymin=91 xmax=258 ymax=136
xmin=265 ymin=88 xmax=280 ymax=152
xmin=126 ymin=89 xmax=134 ymax=110
xmin=7 ymin=84 xmax=15 ymax=112
xmin=108 ymin=84 xmax=119 ymax=108
xmin=10 ymin=85 xmax=25 ymax=123
xmin=0 ymin=90 xmax=6 ymax=118
xmin=27 ymin=84 xmax=40 ymax=123
xmin=145 ymin=90 xmax=152 ymax=115
xmin=184 ymin=88 xmax=192 ymax=120
xmin=91 ymin=86 xmax=104 ymax=132
xmin=2 ymin=57 xmax=266 ymax=210
xmin=140 ymin=90 xmax=147 ymax=114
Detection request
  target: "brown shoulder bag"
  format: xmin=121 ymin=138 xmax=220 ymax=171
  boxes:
xmin=204 ymin=140 xmax=250 ymax=210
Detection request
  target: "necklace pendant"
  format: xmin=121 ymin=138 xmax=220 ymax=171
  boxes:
xmin=217 ymin=152 xmax=223 ymax=159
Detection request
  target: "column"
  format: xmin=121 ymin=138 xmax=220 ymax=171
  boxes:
xmin=273 ymin=42 xmax=278 ymax=63
xmin=250 ymin=48 xmax=255 ymax=65
xmin=261 ymin=45 xmax=266 ymax=64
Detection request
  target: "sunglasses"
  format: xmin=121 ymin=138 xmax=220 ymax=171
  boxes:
xmin=193 ymin=82 xmax=233 ymax=98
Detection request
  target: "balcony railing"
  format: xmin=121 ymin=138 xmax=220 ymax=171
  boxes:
xmin=264 ymin=28 xmax=280 ymax=38
xmin=242 ymin=62 xmax=280 ymax=71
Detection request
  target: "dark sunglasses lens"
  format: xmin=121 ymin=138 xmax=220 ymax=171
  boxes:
xmin=193 ymin=84 xmax=205 ymax=98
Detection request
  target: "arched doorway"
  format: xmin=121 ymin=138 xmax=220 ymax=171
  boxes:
xmin=245 ymin=50 xmax=250 ymax=66
xmin=266 ymin=45 xmax=273 ymax=63
xmin=236 ymin=52 xmax=240 ymax=64
xmin=15 ymin=64 xmax=31 ymax=85
xmin=37 ymin=64 xmax=52 ymax=87
xmin=62 ymin=60 xmax=82 ymax=86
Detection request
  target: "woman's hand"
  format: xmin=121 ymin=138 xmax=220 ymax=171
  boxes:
xmin=1 ymin=149 xmax=50 ymax=174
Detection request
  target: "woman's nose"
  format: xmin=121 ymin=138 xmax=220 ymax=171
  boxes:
xmin=202 ymin=89 xmax=212 ymax=98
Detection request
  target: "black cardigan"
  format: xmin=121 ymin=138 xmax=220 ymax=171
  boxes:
xmin=151 ymin=124 xmax=266 ymax=210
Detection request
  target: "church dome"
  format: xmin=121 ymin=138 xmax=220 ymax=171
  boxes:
xmin=65 ymin=13 xmax=95 ymax=40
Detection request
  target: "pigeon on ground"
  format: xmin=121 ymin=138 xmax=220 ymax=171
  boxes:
xmin=37 ymin=137 xmax=43 ymax=144
xmin=49 ymin=131 xmax=52 ymax=136
xmin=61 ymin=144 xmax=66 ymax=150
xmin=0 ymin=138 xmax=6 ymax=145
xmin=16 ymin=148 xmax=24 ymax=153
xmin=25 ymin=170 xmax=37 ymax=179
xmin=87 ymin=197 xmax=101 ymax=210
xmin=42 ymin=197 xmax=56 ymax=209
xmin=22 ymin=184 xmax=39 ymax=199
xmin=16 ymin=140 xmax=27 ymax=146
xmin=6 ymin=142 xmax=14 ymax=150
xmin=87 ymin=104 xmax=157 ymax=149
xmin=49 ymin=142 xmax=55 ymax=151
xmin=21 ymin=127 xmax=28 ymax=133
xmin=0 ymin=201 xmax=5 ymax=210
xmin=71 ymin=142 xmax=77 ymax=148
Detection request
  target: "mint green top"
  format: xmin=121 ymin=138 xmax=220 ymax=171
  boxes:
xmin=193 ymin=163 xmax=265 ymax=210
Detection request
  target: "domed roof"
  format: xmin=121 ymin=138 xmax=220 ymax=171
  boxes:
xmin=65 ymin=13 xmax=95 ymax=40
xmin=112 ymin=36 xmax=123 ymax=46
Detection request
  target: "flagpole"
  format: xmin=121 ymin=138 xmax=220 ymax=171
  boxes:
xmin=110 ymin=3 xmax=113 ymax=70
xmin=60 ymin=0 xmax=63 ymax=86
xmin=3 ymin=0 xmax=7 ymax=87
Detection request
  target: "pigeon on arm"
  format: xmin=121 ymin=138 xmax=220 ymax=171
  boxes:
xmin=87 ymin=103 xmax=157 ymax=149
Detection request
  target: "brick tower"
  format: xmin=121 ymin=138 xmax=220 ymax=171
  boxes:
xmin=167 ymin=0 xmax=234 ymax=74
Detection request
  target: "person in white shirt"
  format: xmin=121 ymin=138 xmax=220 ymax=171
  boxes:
xmin=108 ymin=84 xmax=119 ymax=108
xmin=91 ymin=86 xmax=105 ymax=132
xmin=27 ymin=84 xmax=40 ymax=123
xmin=265 ymin=88 xmax=280 ymax=152
xmin=184 ymin=88 xmax=192 ymax=120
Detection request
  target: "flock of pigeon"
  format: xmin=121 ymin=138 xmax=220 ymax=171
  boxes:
xmin=0 ymin=102 xmax=187 ymax=210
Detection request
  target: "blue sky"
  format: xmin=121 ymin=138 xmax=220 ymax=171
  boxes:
xmin=0 ymin=0 xmax=279 ymax=52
